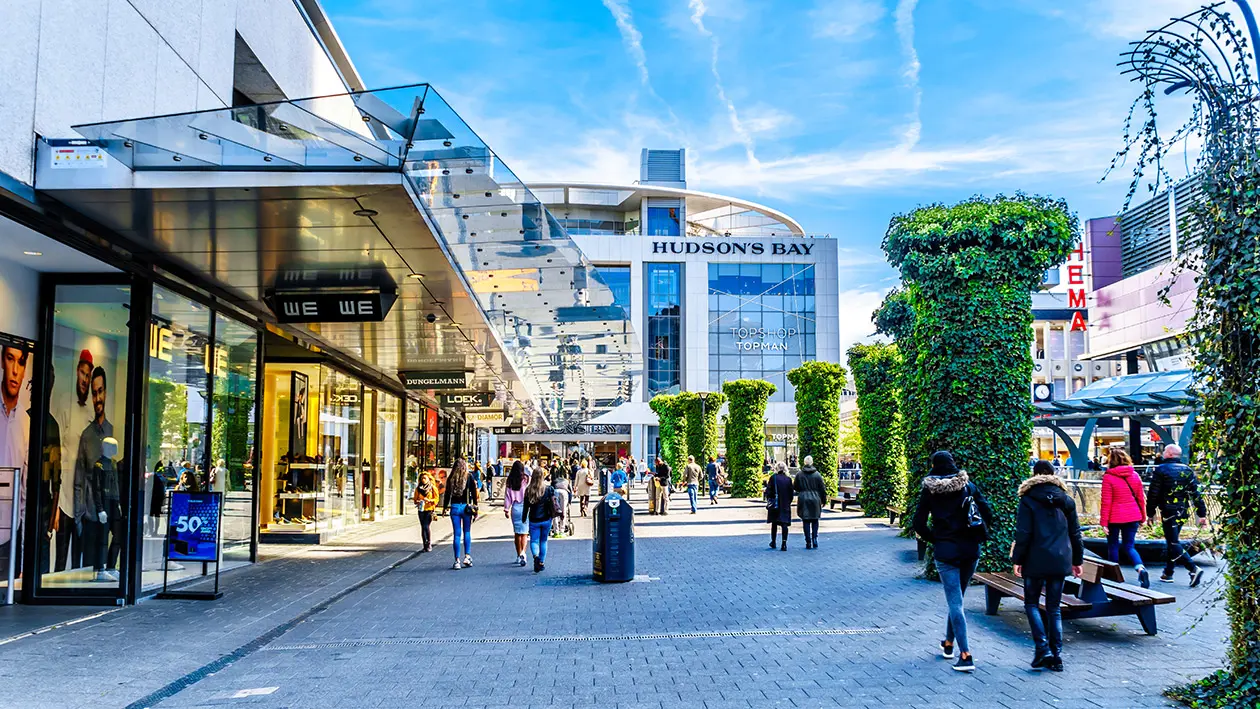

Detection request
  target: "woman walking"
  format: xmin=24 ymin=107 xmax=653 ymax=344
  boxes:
xmin=412 ymin=471 xmax=438 ymax=552
xmin=552 ymin=469 xmax=572 ymax=537
xmin=1012 ymin=460 xmax=1084 ymax=672
xmin=503 ymin=461 xmax=530 ymax=566
xmin=793 ymin=456 xmax=826 ymax=549
xmin=1100 ymin=447 xmax=1150 ymax=587
xmin=912 ymin=451 xmax=993 ymax=673
xmin=441 ymin=459 xmax=479 ymax=570
xmin=765 ymin=462 xmax=794 ymax=551
xmin=575 ymin=462 xmax=594 ymax=517
xmin=522 ymin=468 xmax=558 ymax=572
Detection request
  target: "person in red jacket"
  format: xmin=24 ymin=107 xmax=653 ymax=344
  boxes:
xmin=1100 ymin=447 xmax=1151 ymax=588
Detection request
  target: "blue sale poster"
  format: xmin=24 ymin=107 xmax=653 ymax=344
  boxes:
xmin=166 ymin=492 xmax=221 ymax=562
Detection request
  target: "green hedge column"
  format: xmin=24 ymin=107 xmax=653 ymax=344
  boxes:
xmin=874 ymin=289 xmax=927 ymax=534
xmin=680 ymin=391 xmax=727 ymax=465
xmin=786 ymin=361 xmax=845 ymax=498
xmin=883 ymin=195 xmax=1077 ymax=572
xmin=649 ymin=394 xmax=688 ymax=483
xmin=847 ymin=343 xmax=906 ymax=514
xmin=721 ymin=379 xmax=776 ymax=497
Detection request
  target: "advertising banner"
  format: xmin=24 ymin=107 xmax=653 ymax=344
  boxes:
xmin=166 ymin=492 xmax=221 ymax=562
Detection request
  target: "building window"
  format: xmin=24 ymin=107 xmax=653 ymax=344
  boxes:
xmin=646 ymin=263 xmax=682 ymax=396
xmin=708 ymin=263 xmax=816 ymax=402
xmin=599 ymin=266 xmax=631 ymax=317
xmin=1048 ymin=326 xmax=1066 ymax=360
xmin=647 ymin=206 xmax=681 ymax=236
xmin=1053 ymin=378 xmax=1067 ymax=401
xmin=1068 ymin=328 xmax=1086 ymax=361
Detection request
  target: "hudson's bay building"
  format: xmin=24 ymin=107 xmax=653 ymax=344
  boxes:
xmin=525 ymin=150 xmax=841 ymax=464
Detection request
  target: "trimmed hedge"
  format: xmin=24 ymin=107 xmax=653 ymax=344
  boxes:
xmin=874 ymin=288 xmax=928 ymax=535
xmin=883 ymin=195 xmax=1077 ymax=572
xmin=721 ymin=379 xmax=776 ymax=497
xmin=786 ymin=361 xmax=845 ymax=498
xmin=847 ymin=343 xmax=906 ymax=514
xmin=649 ymin=394 xmax=688 ymax=483
xmin=679 ymin=391 xmax=727 ymax=466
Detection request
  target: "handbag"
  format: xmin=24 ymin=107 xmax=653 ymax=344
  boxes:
xmin=465 ymin=480 xmax=479 ymax=518
xmin=960 ymin=483 xmax=988 ymax=539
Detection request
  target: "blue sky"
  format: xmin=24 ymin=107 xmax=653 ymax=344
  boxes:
xmin=322 ymin=0 xmax=1198 ymax=348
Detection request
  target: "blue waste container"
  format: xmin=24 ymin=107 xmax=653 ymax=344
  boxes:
xmin=593 ymin=494 xmax=635 ymax=582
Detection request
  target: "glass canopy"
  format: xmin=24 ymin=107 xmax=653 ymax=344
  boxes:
xmin=1035 ymin=369 xmax=1194 ymax=417
xmin=68 ymin=84 xmax=640 ymax=426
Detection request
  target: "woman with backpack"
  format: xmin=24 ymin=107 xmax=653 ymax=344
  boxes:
xmin=793 ymin=455 xmax=826 ymax=549
xmin=521 ymin=469 xmax=558 ymax=572
xmin=912 ymin=451 xmax=994 ymax=673
xmin=1012 ymin=460 xmax=1084 ymax=672
xmin=441 ymin=459 xmax=479 ymax=570
xmin=503 ymin=461 xmax=530 ymax=567
xmin=412 ymin=471 xmax=438 ymax=552
xmin=765 ymin=462 xmax=794 ymax=551
xmin=1100 ymin=447 xmax=1151 ymax=587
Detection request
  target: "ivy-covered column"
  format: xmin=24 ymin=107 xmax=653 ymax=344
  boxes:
xmin=721 ymin=379 xmax=776 ymax=497
xmin=874 ymin=288 xmax=927 ymax=534
xmin=649 ymin=394 xmax=687 ymax=483
xmin=883 ymin=196 xmax=1076 ymax=572
xmin=786 ymin=361 xmax=845 ymax=498
xmin=679 ymin=391 xmax=726 ymax=465
xmin=847 ymin=343 xmax=906 ymax=514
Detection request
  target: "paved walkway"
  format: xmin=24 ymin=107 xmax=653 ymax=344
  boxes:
xmin=0 ymin=484 xmax=1229 ymax=708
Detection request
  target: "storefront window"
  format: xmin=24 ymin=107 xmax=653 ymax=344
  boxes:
xmin=375 ymin=392 xmax=400 ymax=517
xmin=708 ymin=264 xmax=815 ymax=402
xmin=424 ymin=407 xmax=438 ymax=469
xmin=321 ymin=367 xmax=362 ymax=530
xmin=34 ymin=284 xmax=133 ymax=594
xmin=141 ymin=287 xmax=211 ymax=591
xmin=212 ymin=314 xmax=257 ymax=563
xmin=260 ymin=363 xmax=322 ymax=540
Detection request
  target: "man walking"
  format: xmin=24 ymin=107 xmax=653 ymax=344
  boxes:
xmin=654 ymin=457 xmax=671 ymax=515
xmin=1147 ymin=444 xmax=1208 ymax=588
xmin=706 ymin=455 xmax=720 ymax=505
xmin=683 ymin=455 xmax=703 ymax=514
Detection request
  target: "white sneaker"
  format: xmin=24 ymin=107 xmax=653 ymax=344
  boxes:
xmin=451 ymin=560 xmax=463 ymax=570
xmin=463 ymin=555 xmax=473 ymax=567
xmin=517 ymin=555 xmax=527 ymax=567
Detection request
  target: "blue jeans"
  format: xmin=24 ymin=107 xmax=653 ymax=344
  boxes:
xmin=1023 ymin=575 xmax=1065 ymax=656
xmin=529 ymin=520 xmax=552 ymax=562
xmin=708 ymin=478 xmax=719 ymax=501
xmin=450 ymin=504 xmax=472 ymax=559
xmin=687 ymin=484 xmax=698 ymax=512
xmin=937 ymin=558 xmax=977 ymax=655
xmin=1107 ymin=521 xmax=1144 ymax=567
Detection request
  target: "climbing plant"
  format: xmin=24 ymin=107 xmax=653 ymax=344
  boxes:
xmin=786 ymin=361 xmax=845 ymax=498
xmin=847 ymin=343 xmax=906 ymax=515
xmin=678 ymin=391 xmax=727 ymax=466
xmin=874 ymin=287 xmax=928 ymax=535
xmin=883 ymin=195 xmax=1077 ymax=573
xmin=1106 ymin=7 xmax=1260 ymax=705
xmin=721 ymin=379 xmax=776 ymax=497
xmin=649 ymin=393 xmax=688 ymax=483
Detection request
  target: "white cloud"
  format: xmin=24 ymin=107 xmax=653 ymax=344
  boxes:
xmin=688 ymin=0 xmax=761 ymax=169
xmin=893 ymin=0 xmax=921 ymax=149
xmin=1026 ymin=0 xmax=1196 ymax=39
xmin=812 ymin=0 xmax=887 ymax=41
xmin=602 ymin=0 xmax=652 ymax=86
xmin=836 ymin=287 xmax=892 ymax=356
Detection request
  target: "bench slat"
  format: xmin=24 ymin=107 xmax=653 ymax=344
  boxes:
xmin=1098 ymin=579 xmax=1177 ymax=606
xmin=976 ymin=573 xmax=1093 ymax=610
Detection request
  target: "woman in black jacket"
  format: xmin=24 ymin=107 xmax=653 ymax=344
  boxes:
xmin=766 ymin=462 xmax=794 ymax=551
xmin=793 ymin=456 xmax=826 ymax=549
xmin=912 ymin=451 xmax=993 ymax=673
xmin=1012 ymin=460 xmax=1083 ymax=672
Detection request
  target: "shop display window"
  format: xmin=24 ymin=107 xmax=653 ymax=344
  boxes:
xmin=212 ymin=314 xmax=258 ymax=562
xmin=260 ymin=362 xmax=324 ymax=539
xmin=374 ymin=392 xmax=401 ymax=518
xmin=33 ymin=284 xmax=133 ymax=595
xmin=320 ymin=366 xmax=362 ymax=530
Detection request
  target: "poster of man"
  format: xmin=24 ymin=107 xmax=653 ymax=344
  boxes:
xmin=0 ymin=332 xmax=35 ymax=586
xmin=290 ymin=371 xmax=308 ymax=458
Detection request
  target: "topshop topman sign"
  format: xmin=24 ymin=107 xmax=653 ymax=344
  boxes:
xmin=651 ymin=241 xmax=814 ymax=256
xmin=398 ymin=371 xmax=473 ymax=390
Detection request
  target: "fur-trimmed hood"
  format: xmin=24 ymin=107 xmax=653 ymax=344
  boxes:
xmin=921 ymin=471 xmax=969 ymax=495
xmin=1018 ymin=474 xmax=1067 ymax=498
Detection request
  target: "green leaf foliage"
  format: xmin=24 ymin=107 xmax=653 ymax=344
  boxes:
xmin=721 ymin=379 xmax=776 ymax=497
xmin=649 ymin=394 xmax=689 ymax=483
xmin=847 ymin=343 xmax=906 ymax=514
xmin=882 ymin=194 xmax=1078 ymax=572
xmin=786 ymin=361 xmax=845 ymax=498
xmin=874 ymin=288 xmax=931 ymax=535
xmin=678 ymin=391 xmax=727 ymax=466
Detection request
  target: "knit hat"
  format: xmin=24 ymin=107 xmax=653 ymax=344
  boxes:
xmin=78 ymin=349 xmax=93 ymax=367
xmin=930 ymin=450 xmax=959 ymax=476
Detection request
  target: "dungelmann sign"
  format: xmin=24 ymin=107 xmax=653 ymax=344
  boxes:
xmin=651 ymin=241 xmax=814 ymax=256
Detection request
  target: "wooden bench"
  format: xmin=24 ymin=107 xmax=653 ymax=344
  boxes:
xmin=828 ymin=486 xmax=862 ymax=511
xmin=976 ymin=558 xmax=1176 ymax=635
xmin=886 ymin=505 xmax=903 ymax=525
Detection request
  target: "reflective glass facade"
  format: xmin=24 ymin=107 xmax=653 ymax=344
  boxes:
xmin=646 ymin=263 xmax=682 ymax=396
xmin=708 ymin=264 xmax=816 ymax=402
xmin=600 ymin=266 xmax=631 ymax=317
xmin=647 ymin=206 xmax=681 ymax=236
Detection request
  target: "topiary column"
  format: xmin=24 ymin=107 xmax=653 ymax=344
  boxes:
xmin=649 ymin=394 xmax=688 ymax=483
xmin=786 ymin=361 xmax=845 ymax=498
xmin=883 ymin=195 xmax=1077 ymax=572
xmin=679 ymin=391 xmax=726 ymax=466
xmin=847 ymin=343 xmax=906 ymax=515
xmin=873 ymin=289 xmax=927 ymax=534
xmin=721 ymin=379 xmax=776 ymax=497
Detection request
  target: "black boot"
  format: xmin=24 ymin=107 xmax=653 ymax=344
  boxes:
xmin=780 ymin=540 xmax=787 ymax=551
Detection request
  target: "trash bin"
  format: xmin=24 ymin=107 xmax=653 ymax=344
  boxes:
xmin=593 ymin=494 xmax=635 ymax=582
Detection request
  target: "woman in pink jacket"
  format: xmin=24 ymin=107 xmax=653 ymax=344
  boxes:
xmin=1100 ymin=448 xmax=1151 ymax=588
